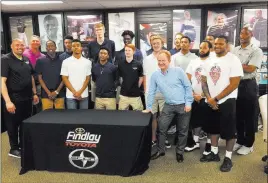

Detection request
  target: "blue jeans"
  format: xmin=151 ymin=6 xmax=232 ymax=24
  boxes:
xmin=66 ymin=97 xmax=88 ymax=109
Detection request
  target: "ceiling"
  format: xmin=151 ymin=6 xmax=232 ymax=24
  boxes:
xmin=1 ymin=0 xmax=267 ymax=12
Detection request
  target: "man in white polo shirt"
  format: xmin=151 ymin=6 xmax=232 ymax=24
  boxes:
xmin=200 ymin=36 xmax=243 ymax=172
xmin=61 ymin=39 xmax=91 ymax=109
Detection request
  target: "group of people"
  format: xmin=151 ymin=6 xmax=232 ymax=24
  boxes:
xmin=1 ymin=22 xmax=264 ymax=173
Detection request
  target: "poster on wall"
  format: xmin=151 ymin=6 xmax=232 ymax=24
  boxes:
xmin=66 ymin=14 xmax=102 ymax=42
xmin=38 ymin=14 xmax=63 ymax=52
xmin=243 ymin=9 xmax=267 ymax=48
xmin=9 ymin=16 xmax=33 ymax=47
xmin=108 ymin=12 xmax=135 ymax=51
xmin=139 ymin=23 xmax=167 ymax=57
xmin=173 ymin=9 xmax=201 ymax=49
xmin=206 ymin=10 xmax=238 ymax=47
xmin=256 ymin=51 xmax=268 ymax=85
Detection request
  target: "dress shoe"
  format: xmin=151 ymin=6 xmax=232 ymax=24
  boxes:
xmin=151 ymin=151 xmax=165 ymax=160
xmin=176 ymin=153 xmax=184 ymax=163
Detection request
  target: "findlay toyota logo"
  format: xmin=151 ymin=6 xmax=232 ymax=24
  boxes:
xmin=69 ymin=149 xmax=99 ymax=169
xmin=65 ymin=128 xmax=101 ymax=148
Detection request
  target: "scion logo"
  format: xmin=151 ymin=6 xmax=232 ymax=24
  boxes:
xmin=65 ymin=128 xmax=101 ymax=148
xmin=69 ymin=149 xmax=99 ymax=169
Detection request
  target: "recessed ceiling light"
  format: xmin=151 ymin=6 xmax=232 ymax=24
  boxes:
xmin=1 ymin=1 xmax=63 ymax=5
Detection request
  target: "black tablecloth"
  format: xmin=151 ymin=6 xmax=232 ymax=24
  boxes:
xmin=20 ymin=109 xmax=152 ymax=177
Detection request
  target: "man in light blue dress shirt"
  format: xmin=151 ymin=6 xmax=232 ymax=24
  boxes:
xmin=143 ymin=50 xmax=193 ymax=163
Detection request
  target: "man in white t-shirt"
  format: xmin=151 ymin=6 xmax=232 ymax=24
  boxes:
xmin=61 ymin=39 xmax=91 ymax=109
xmin=143 ymin=35 xmax=170 ymax=148
xmin=185 ymin=40 xmax=213 ymax=153
xmin=200 ymin=36 xmax=243 ymax=172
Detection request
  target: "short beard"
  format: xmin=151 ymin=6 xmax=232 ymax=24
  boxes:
xmin=199 ymin=51 xmax=210 ymax=58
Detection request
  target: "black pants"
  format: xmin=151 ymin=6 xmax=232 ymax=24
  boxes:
xmin=4 ymin=100 xmax=32 ymax=150
xmin=236 ymin=79 xmax=258 ymax=147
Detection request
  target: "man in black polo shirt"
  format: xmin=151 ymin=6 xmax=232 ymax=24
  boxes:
xmin=1 ymin=39 xmax=39 ymax=158
xmin=87 ymin=23 xmax=115 ymax=64
xmin=92 ymin=47 xmax=118 ymax=110
xmin=59 ymin=35 xmax=73 ymax=61
xmin=35 ymin=40 xmax=65 ymax=110
xmin=118 ymin=44 xmax=143 ymax=111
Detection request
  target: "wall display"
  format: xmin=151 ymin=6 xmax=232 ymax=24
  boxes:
xmin=243 ymin=9 xmax=267 ymax=48
xmin=38 ymin=14 xmax=64 ymax=52
xmin=108 ymin=12 xmax=135 ymax=51
xmin=206 ymin=10 xmax=238 ymax=46
xmin=256 ymin=51 xmax=268 ymax=84
xmin=66 ymin=14 xmax=102 ymax=42
xmin=9 ymin=16 xmax=33 ymax=47
xmin=173 ymin=9 xmax=201 ymax=49
xmin=139 ymin=23 xmax=167 ymax=57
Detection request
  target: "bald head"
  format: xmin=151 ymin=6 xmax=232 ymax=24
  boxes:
xmin=11 ymin=39 xmax=25 ymax=56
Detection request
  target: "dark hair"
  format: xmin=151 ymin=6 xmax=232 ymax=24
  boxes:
xmin=46 ymin=40 xmax=56 ymax=46
xmin=216 ymin=35 xmax=228 ymax=43
xmin=99 ymin=47 xmax=110 ymax=55
xmin=64 ymin=35 xmax=73 ymax=41
xmin=200 ymin=40 xmax=212 ymax=49
xmin=43 ymin=15 xmax=58 ymax=26
xmin=181 ymin=36 xmax=191 ymax=43
xmin=72 ymin=39 xmax=82 ymax=46
xmin=121 ymin=30 xmax=135 ymax=39
xmin=206 ymin=35 xmax=215 ymax=39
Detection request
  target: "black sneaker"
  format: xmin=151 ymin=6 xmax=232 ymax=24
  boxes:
xmin=185 ymin=143 xmax=200 ymax=152
xmin=220 ymin=157 xmax=233 ymax=172
xmin=176 ymin=153 xmax=184 ymax=163
xmin=262 ymin=155 xmax=268 ymax=162
xmin=165 ymin=140 xmax=171 ymax=149
xmin=8 ymin=149 xmax=21 ymax=158
xmin=204 ymin=143 xmax=211 ymax=152
xmin=200 ymin=152 xmax=220 ymax=162
xmin=264 ymin=166 xmax=268 ymax=174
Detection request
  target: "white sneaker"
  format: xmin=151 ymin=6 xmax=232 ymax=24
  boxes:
xmin=167 ymin=125 xmax=176 ymax=134
xmin=233 ymin=143 xmax=242 ymax=151
xmin=237 ymin=146 xmax=253 ymax=155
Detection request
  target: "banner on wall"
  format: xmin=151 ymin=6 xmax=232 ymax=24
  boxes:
xmin=108 ymin=12 xmax=135 ymax=51
xmin=243 ymin=9 xmax=267 ymax=48
xmin=38 ymin=14 xmax=64 ymax=52
xmin=173 ymin=9 xmax=201 ymax=49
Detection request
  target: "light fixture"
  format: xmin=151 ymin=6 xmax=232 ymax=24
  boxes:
xmin=1 ymin=1 xmax=63 ymax=5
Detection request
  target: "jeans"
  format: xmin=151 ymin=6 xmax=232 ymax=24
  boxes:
xmin=66 ymin=97 xmax=89 ymax=109
xmin=157 ymin=103 xmax=191 ymax=155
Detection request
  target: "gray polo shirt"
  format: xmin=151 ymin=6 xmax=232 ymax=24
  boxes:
xmin=171 ymin=51 xmax=198 ymax=71
xmin=232 ymin=44 xmax=263 ymax=80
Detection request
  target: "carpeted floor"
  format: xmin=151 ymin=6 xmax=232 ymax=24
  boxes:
xmin=1 ymin=132 xmax=267 ymax=183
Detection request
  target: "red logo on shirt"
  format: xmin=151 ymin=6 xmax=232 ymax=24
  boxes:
xmin=209 ymin=65 xmax=221 ymax=85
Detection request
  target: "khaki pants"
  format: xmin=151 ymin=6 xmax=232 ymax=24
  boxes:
xmin=145 ymin=93 xmax=165 ymax=114
xmin=118 ymin=95 xmax=143 ymax=111
xmin=42 ymin=98 xmax=65 ymax=110
xmin=95 ymin=98 xmax=116 ymax=110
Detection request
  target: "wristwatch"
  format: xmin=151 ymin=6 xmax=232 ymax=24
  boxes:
xmin=214 ymin=97 xmax=219 ymax=102
xmin=55 ymin=91 xmax=59 ymax=95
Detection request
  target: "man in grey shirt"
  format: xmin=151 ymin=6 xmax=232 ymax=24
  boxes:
xmin=232 ymin=27 xmax=263 ymax=155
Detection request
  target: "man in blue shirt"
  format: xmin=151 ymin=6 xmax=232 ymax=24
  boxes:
xmin=59 ymin=35 xmax=73 ymax=61
xmin=143 ymin=50 xmax=193 ymax=162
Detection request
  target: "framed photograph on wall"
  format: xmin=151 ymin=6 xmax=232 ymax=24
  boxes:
xmin=173 ymin=9 xmax=201 ymax=49
xmin=206 ymin=10 xmax=238 ymax=47
xmin=66 ymin=14 xmax=102 ymax=42
xmin=139 ymin=23 xmax=167 ymax=57
xmin=108 ymin=12 xmax=135 ymax=51
xmin=38 ymin=13 xmax=64 ymax=52
xmin=243 ymin=8 xmax=267 ymax=48
xmin=9 ymin=16 xmax=33 ymax=48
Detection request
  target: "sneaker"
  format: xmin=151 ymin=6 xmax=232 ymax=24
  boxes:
xmin=220 ymin=157 xmax=233 ymax=172
xmin=204 ymin=143 xmax=211 ymax=153
xmin=167 ymin=125 xmax=176 ymax=134
xmin=262 ymin=155 xmax=268 ymax=162
xmin=152 ymin=141 xmax=157 ymax=147
xmin=237 ymin=146 xmax=253 ymax=155
xmin=233 ymin=143 xmax=242 ymax=151
xmin=165 ymin=140 xmax=171 ymax=148
xmin=199 ymin=131 xmax=207 ymax=140
xmin=8 ymin=149 xmax=21 ymax=158
xmin=185 ymin=143 xmax=200 ymax=152
xmin=200 ymin=152 xmax=220 ymax=162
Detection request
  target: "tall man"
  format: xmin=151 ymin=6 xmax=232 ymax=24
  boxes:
xmin=118 ymin=44 xmax=143 ymax=111
xmin=61 ymin=39 xmax=91 ymax=109
xmin=59 ymin=35 xmax=73 ymax=61
xmin=35 ymin=40 xmax=65 ymax=110
xmin=169 ymin=33 xmax=183 ymax=56
xmin=200 ymin=36 xmax=243 ymax=172
xmin=143 ymin=50 xmax=193 ymax=162
xmin=92 ymin=47 xmax=118 ymax=110
xmin=232 ymin=27 xmax=263 ymax=155
xmin=205 ymin=35 xmax=216 ymax=57
xmin=1 ymin=39 xmax=39 ymax=158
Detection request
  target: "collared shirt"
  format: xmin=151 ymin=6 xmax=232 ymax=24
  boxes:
xmin=118 ymin=59 xmax=143 ymax=97
xmin=87 ymin=38 xmax=115 ymax=64
xmin=91 ymin=62 xmax=118 ymax=98
xmin=59 ymin=51 xmax=72 ymax=61
xmin=169 ymin=48 xmax=181 ymax=56
xmin=1 ymin=52 xmax=34 ymax=102
xmin=232 ymin=44 xmax=263 ymax=80
xmin=146 ymin=67 xmax=193 ymax=110
xmin=114 ymin=48 xmax=143 ymax=66
xmin=23 ymin=48 xmax=45 ymax=68
xmin=35 ymin=53 xmax=65 ymax=98
xmin=171 ymin=51 xmax=198 ymax=71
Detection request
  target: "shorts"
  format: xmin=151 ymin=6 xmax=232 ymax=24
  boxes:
xmin=189 ymin=99 xmax=206 ymax=129
xmin=202 ymin=98 xmax=237 ymax=140
xmin=145 ymin=93 xmax=165 ymax=114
